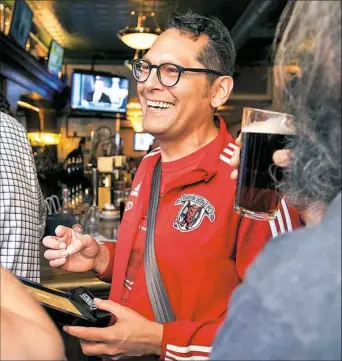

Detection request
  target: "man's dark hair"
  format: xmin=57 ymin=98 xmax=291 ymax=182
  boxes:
xmin=167 ymin=10 xmax=236 ymax=82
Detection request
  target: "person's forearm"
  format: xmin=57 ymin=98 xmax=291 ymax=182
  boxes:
xmin=1 ymin=309 xmax=66 ymax=361
xmin=93 ymin=244 xmax=110 ymax=275
xmin=1 ymin=267 xmax=54 ymax=323
xmin=1 ymin=268 xmax=65 ymax=360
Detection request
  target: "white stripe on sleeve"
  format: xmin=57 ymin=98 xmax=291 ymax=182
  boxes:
xmin=219 ymin=154 xmax=231 ymax=165
xmin=228 ymin=142 xmax=238 ymax=150
xmin=269 ymin=219 xmax=278 ymax=238
xmin=276 ymin=210 xmax=286 ymax=233
xmin=281 ymin=198 xmax=293 ymax=231
xmin=166 ymin=345 xmax=212 ymax=354
xmin=223 ymin=148 xmax=234 ymax=156
xmin=165 ymin=352 xmax=209 ymax=360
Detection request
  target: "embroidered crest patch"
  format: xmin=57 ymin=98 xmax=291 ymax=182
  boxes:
xmin=173 ymin=194 xmax=215 ymax=232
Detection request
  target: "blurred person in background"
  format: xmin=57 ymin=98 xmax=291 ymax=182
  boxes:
xmin=211 ymin=1 xmax=341 ymax=359
xmin=42 ymin=11 xmax=301 ymax=360
xmin=127 ymin=157 xmax=138 ymax=180
xmin=104 ymin=77 xmax=129 ymax=109
xmin=0 ymin=103 xmax=46 ymax=282
xmin=0 ymin=266 xmax=65 ymax=360
xmin=87 ymin=76 xmax=111 ymax=104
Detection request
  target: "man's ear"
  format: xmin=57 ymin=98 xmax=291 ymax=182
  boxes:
xmin=210 ymin=76 xmax=234 ymax=108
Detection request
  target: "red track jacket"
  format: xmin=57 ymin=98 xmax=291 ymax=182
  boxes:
xmin=98 ymin=117 xmax=301 ymax=360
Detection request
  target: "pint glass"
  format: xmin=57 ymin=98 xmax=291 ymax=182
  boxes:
xmin=234 ymin=107 xmax=295 ymax=221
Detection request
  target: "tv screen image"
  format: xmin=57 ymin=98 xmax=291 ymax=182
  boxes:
xmin=134 ymin=133 xmax=155 ymax=152
xmin=9 ymin=0 xmax=33 ymax=48
xmin=47 ymin=40 xmax=64 ymax=76
xmin=71 ymin=70 xmax=129 ymax=114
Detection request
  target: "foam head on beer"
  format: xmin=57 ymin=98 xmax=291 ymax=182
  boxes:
xmin=242 ymin=116 xmax=295 ymax=135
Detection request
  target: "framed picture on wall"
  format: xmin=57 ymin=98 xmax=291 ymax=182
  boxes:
xmin=9 ymin=0 xmax=33 ymax=48
xmin=47 ymin=40 xmax=64 ymax=77
xmin=66 ymin=118 xmax=89 ymax=138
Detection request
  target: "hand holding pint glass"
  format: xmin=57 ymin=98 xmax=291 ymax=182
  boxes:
xmin=234 ymin=108 xmax=295 ymax=221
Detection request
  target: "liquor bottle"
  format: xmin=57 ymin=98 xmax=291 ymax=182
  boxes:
xmin=66 ymin=158 xmax=72 ymax=176
xmin=83 ymin=188 xmax=91 ymax=211
xmin=77 ymin=156 xmax=83 ymax=174
xmin=71 ymin=186 xmax=76 ymax=210
xmin=72 ymin=185 xmax=83 ymax=216
xmin=71 ymin=157 xmax=76 ymax=173
xmin=82 ymin=168 xmax=100 ymax=238
xmin=59 ymin=187 xmax=72 ymax=215
xmin=77 ymin=184 xmax=83 ymax=206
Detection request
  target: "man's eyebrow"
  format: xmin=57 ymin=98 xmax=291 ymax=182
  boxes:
xmin=141 ymin=58 xmax=185 ymax=65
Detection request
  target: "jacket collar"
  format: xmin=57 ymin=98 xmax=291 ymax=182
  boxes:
xmin=151 ymin=115 xmax=230 ymax=192
xmin=196 ymin=114 xmax=229 ymax=182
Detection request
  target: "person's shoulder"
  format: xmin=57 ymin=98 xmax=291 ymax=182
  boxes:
xmin=213 ymin=135 xmax=237 ymax=176
xmin=246 ymin=196 xmax=341 ymax=289
xmin=225 ymin=197 xmax=342 ymax=360
xmin=215 ymin=120 xmax=237 ymax=168
xmin=133 ymin=147 xmax=161 ymax=177
xmin=0 ymin=112 xmax=26 ymax=135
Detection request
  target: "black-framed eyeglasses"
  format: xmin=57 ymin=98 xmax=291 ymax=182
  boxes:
xmin=131 ymin=59 xmax=224 ymax=87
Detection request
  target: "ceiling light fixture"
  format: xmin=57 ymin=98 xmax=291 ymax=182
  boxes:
xmin=118 ymin=9 xmax=161 ymax=50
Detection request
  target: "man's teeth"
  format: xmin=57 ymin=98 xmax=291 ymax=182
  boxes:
xmin=147 ymin=100 xmax=174 ymax=109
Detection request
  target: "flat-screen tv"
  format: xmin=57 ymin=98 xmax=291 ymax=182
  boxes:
xmin=71 ymin=70 xmax=129 ymax=115
xmin=9 ymin=0 xmax=33 ymax=48
xmin=47 ymin=40 xmax=64 ymax=77
xmin=134 ymin=133 xmax=154 ymax=152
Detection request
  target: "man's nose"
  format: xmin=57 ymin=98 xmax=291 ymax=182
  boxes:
xmin=144 ymin=67 xmax=163 ymax=90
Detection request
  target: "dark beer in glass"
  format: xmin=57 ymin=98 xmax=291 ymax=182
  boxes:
xmin=234 ymin=108 xmax=294 ymax=221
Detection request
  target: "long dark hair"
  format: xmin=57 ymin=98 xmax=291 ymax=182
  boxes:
xmin=274 ymin=1 xmax=341 ymax=208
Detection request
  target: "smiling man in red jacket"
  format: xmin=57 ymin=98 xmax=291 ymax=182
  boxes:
xmin=43 ymin=11 xmax=301 ymax=361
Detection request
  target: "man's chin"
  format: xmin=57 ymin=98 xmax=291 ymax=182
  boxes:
xmin=142 ymin=120 xmax=170 ymax=136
